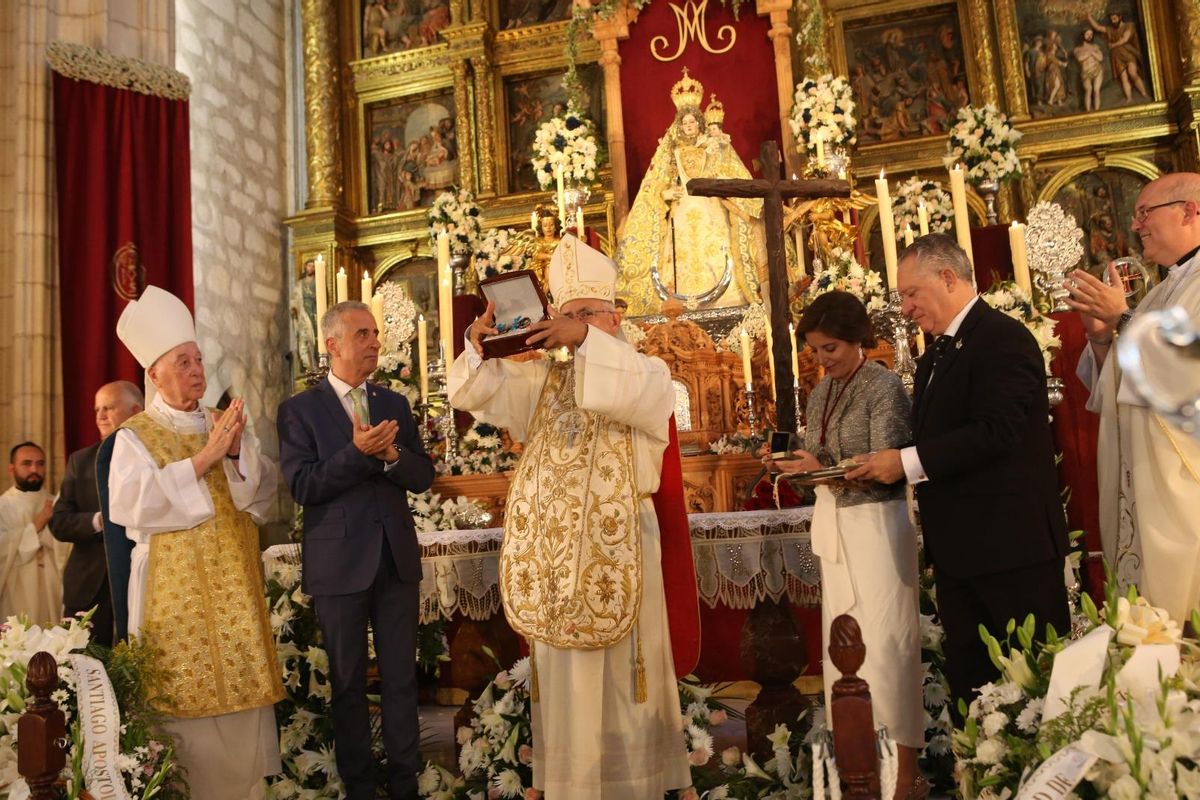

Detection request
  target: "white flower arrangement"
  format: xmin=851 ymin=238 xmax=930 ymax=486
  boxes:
xmin=530 ymin=104 xmax=600 ymax=189
xmin=428 ymin=188 xmax=484 ymax=257
xmin=473 ymin=227 xmax=531 ymax=283
xmin=942 ymin=104 xmax=1023 ymax=185
xmin=789 ymin=74 xmax=856 ymax=153
xmin=891 ymin=177 xmax=954 ymax=238
xmin=436 ymin=421 xmax=520 ymax=478
xmin=981 ymin=280 xmax=1061 ymax=371
xmin=801 ymin=247 xmax=887 ymax=313
xmin=954 ymin=578 xmax=1200 ymax=800
xmin=620 ymin=318 xmax=647 ymax=349
xmin=709 ymin=432 xmax=762 ymax=456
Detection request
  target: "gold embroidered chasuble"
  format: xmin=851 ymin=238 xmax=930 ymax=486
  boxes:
xmin=120 ymin=413 xmax=284 ymax=717
xmin=501 ymin=361 xmax=644 ymax=649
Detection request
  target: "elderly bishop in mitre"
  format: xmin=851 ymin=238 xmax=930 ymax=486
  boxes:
xmin=449 ymin=235 xmax=695 ymax=800
xmin=104 ymin=286 xmax=283 ymax=800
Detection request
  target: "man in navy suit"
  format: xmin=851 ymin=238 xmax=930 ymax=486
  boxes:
xmin=277 ymin=301 xmax=435 ymax=800
xmin=849 ymin=234 xmax=1069 ymax=713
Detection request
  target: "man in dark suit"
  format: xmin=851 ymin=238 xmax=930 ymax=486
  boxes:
xmin=51 ymin=380 xmax=143 ymax=646
xmin=277 ymin=301 xmax=434 ymax=800
xmin=849 ymin=233 xmax=1070 ymax=712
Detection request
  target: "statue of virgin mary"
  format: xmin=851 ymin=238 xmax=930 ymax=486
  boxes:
xmin=616 ymin=69 xmax=765 ymax=316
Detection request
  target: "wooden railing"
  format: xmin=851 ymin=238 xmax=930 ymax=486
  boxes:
xmin=828 ymin=613 xmax=882 ymax=800
xmin=15 ymin=651 xmax=95 ymax=800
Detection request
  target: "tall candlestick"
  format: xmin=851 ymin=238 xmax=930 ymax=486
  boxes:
xmin=336 ymin=267 xmax=348 ymax=304
xmin=417 ymin=314 xmax=429 ymax=402
xmin=917 ymin=201 xmax=930 ymax=236
xmin=437 ymin=232 xmax=454 ymax=364
xmin=555 ymin=164 xmax=566 ymax=227
xmin=370 ymin=293 xmax=385 ymax=338
xmin=575 ymin=206 xmax=585 ymax=237
xmin=789 ymin=322 xmax=800 ymax=385
xmin=1009 ymin=221 xmax=1033 ymax=296
xmin=739 ymin=328 xmax=753 ymax=390
xmin=314 ymin=254 xmax=328 ymax=354
xmin=361 ymin=269 xmax=373 ymax=304
xmin=949 ymin=164 xmax=975 ymax=265
xmin=875 ymin=171 xmax=899 ymax=290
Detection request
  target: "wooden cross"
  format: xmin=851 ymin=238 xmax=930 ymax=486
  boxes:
xmin=688 ymin=141 xmax=851 ymax=432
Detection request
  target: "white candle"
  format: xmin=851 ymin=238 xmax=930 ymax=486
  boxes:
xmin=763 ymin=315 xmax=776 ymax=400
xmin=814 ymin=131 xmax=825 ymax=166
xmin=314 ymin=254 xmax=328 ymax=354
xmin=1009 ymin=221 xmax=1033 ymax=296
xmin=949 ymin=164 xmax=975 ymax=265
xmin=417 ymin=314 xmax=429 ymax=401
xmin=361 ymin=269 xmax=373 ymax=304
xmin=530 ymin=210 xmax=538 ymax=233
xmin=916 ymin=328 xmax=926 ymax=355
xmin=575 ymin=206 xmax=585 ymax=237
xmin=739 ymin=328 xmax=753 ymax=390
xmin=370 ymin=293 xmax=385 ymax=339
xmin=917 ymin=201 xmax=930 ymax=236
xmin=789 ymin=322 xmax=800 ymax=386
xmin=437 ymin=233 xmax=454 ymax=364
xmin=903 ymin=224 xmax=915 ymax=248
xmin=336 ymin=267 xmax=348 ymax=304
xmin=875 ymin=171 xmax=899 ymax=291
xmin=555 ymin=164 xmax=566 ymax=227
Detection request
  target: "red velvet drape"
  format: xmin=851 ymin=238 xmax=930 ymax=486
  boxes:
xmin=51 ymin=73 xmax=194 ymax=455
xmin=618 ymin=3 xmax=779 ymax=194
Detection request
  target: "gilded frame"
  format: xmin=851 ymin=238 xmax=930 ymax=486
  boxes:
xmin=355 ymin=0 xmax=456 ymax=61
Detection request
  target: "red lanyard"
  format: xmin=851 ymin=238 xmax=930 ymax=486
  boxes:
xmin=819 ymin=357 xmax=866 ymax=449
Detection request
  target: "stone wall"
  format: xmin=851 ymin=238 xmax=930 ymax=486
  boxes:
xmin=175 ymin=0 xmax=290 ymax=459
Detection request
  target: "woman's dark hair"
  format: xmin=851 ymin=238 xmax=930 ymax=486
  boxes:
xmin=795 ymin=290 xmax=876 ymax=348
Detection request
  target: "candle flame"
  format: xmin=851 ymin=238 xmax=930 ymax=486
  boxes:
xmin=879 ymin=168 xmax=886 ymax=179
xmin=338 ymin=267 xmax=345 ymax=275
xmin=418 ymin=313 xmax=424 ymax=322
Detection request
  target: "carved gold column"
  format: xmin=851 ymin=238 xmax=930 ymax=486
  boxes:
xmin=301 ymin=0 xmax=343 ymax=209
xmin=757 ymin=0 xmax=797 ymax=178
xmin=1179 ymin=0 xmax=1200 ymax=85
xmin=472 ymin=52 xmax=498 ymax=197
xmin=592 ymin=3 xmax=636 ymax=225
xmin=1017 ymin=154 xmax=1039 ymax=218
xmin=963 ymin=0 xmax=1001 ymax=107
xmin=452 ymin=61 xmax=477 ymax=195
xmin=994 ymin=1 xmax=1028 ymax=118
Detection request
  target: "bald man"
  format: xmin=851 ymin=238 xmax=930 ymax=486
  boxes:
xmin=1068 ymin=172 xmax=1200 ymax=620
xmin=51 ymin=380 xmax=143 ymax=645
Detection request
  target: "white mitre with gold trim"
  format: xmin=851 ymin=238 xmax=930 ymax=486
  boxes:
xmin=116 ymin=285 xmax=197 ymax=368
xmin=547 ymin=234 xmax=617 ymax=306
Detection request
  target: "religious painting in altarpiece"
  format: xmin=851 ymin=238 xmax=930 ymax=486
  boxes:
xmin=497 ymin=0 xmax=571 ymax=31
xmin=1049 ymin=167 xmax=1149 ymax=275
xmin=840 ymin=3 xmax=973 ymax=145
xmin=365 ymin=90 xmax=459 ymax=216
xmin=503 ymin=64 xmax=606 ymax=194
xmin=360 ymin=0 xmax=452 ymax=58
xmin=1011 ymin=0 xmax=1155 ymax=120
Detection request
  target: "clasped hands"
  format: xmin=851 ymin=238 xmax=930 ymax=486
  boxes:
xmin=469 ymin=300 xmax=589 ymax=356
xmin=193 ymin=398 xmax=248 ymax=478
xmin=353 ymin=415 xmax=400 ymax=463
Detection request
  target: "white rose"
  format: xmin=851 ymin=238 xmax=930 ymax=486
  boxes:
xmin=974 ymin=738 xmax=1007 ymax=765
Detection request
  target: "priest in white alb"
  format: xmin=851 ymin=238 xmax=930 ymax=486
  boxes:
xmin=105 ymin=286 xmax=284 ymax=800
xmin=448 ymin=235 xmax=693 ymax=800
xmin=0 ymin=442 xmax=70 ymax=624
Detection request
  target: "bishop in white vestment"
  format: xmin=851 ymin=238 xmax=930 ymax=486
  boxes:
xmin=449 ymin=235 xmax=692 ymax=800
xmin=1071 ymin=172 xmax=1200 ymax=621
xmin=0 ymin=442 xmax=70 ymax=625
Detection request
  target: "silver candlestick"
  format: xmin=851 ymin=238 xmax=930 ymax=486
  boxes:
xmin=875 ymin=290 xmax=917 ymax=393
xmin=425 ymin=356 xmax=459 ymax=463
xmin=303 ymin=352 xmax=330 ymax=388
xmin=742 ymin=385 xmax=760 ymax=436
xmin=792 ymin=381 xmax=803 ymax=434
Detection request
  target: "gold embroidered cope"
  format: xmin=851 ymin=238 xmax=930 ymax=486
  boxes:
xmin=500 ymin=362 xmax=643 ymax=649
xmin=120 ymin=413 xmax=284 ymax=717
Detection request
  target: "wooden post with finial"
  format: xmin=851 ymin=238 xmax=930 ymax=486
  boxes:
xmin=17 ymin=651 xmax=67 ymax=799
xmin=828 ymin=614 xmax=881 ymax=800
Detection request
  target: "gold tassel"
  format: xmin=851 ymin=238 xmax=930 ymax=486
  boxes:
xmin=530 ymin=644 xmax=539 ymax=703
xmin=635 ymin=627 xmax=647 ymax=704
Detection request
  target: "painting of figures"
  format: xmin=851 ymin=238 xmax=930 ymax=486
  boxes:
xmin=361 ymin=0 xmax=451 ymax=58
xmin=1051 ymin=168 xmax=1149 ymax=274
xmin=498 ymin=0 xmax=571 ymax=29
xmin=504 ymin=66 xmax=605 ymax=193
xmin=366 ymin=93 xmax=458 ymax=214
xmin=1015 ymin=0 xmax=1153 ymax=118
xmin=843 ymin=5 xmax=972 ymax=145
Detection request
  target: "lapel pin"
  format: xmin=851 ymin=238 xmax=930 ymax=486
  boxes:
xmin=955 ymin=340 xmax=963 ymax=350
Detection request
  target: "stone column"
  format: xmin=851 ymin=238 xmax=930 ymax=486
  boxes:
xmin=757 ymin=0 xmax=797 ymax=178
xmin=592 ymin=3 xmax=636 ymax=225
xmin=471 ymin=52 xmax=498 ymax=197
xmin=452 ymin=60 xmax=476 ymax=195
xmin=301 ymin=0 xmax=342 ymax=209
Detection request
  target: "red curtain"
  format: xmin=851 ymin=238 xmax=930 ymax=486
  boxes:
xmin=51 ymin=72 xmax=194 ymax=454
xmin=618 ymin=2 xmax=780 ymax=195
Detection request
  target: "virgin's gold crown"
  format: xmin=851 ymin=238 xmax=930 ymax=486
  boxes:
xmin=670 ymin=68 xmax=704 ymax=110
xmin=704 ymin=94 xmax=725 ymax=126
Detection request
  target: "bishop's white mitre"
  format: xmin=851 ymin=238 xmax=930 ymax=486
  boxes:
xmin=547 ymin=233 xmax=617 ymax=306
xmin=116 ymin=285 xmax=196 ymax=368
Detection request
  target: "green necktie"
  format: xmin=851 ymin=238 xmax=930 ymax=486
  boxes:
xmin=348 ymin=387 xmax=369 ymax=426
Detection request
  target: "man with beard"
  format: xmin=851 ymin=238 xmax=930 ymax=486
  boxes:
xmin=0 ymin=442 xmax=71 ymax=623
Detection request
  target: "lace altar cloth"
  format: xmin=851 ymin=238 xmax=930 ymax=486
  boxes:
xmin=263 ymin=507 xmax=817 ymax=623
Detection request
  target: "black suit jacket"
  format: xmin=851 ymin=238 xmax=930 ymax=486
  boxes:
xmin=912 ymin=299 xmax=1069 ymax=579
xmin=277 ymin=378 xmax=435 ymax=596
xmin=50 ymin=443 xmax=109 ymax=610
